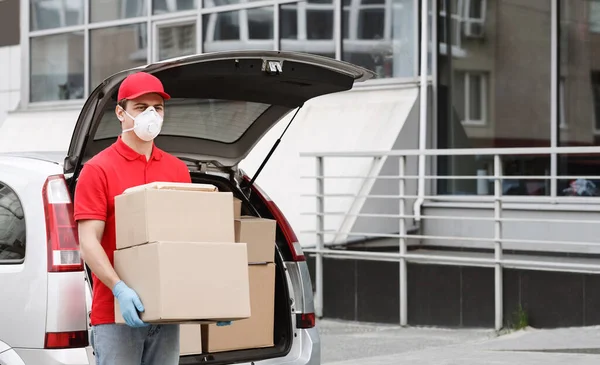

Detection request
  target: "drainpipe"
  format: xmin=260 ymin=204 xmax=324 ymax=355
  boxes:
xmin=413 ymin=0 xmax=429 ymax=222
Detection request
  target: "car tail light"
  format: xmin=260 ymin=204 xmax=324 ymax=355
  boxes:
xmin=296 ymin=313 xmax=316 ymax=328
xmin=42 ymin=175 xmax=83 ymax=272
xmin=246 ymin=179 xmax=306 ymax=262
xmin=45 ymin=331 xmax=89 ymax=349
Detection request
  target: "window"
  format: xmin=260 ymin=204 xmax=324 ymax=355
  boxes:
xmin=454 ymin=71 xmax=487 ymax=126
xmin=589 ymin=0 xmax=600 ymax=33
xmin=157 ymin=23 xmax=197 ymax=61
xmin=93 ymin=98 xmax=271 ymax=143
xmin=30 ymin=0 xmax=84 ymax=31
xmin=279 ymin=1 xmax=336 ymax=58
xmin=342 ymin=0 xmax=416 ymax=78
xmin=437 ymin=0 xmax=551 ymax=196
xmin=0 ymin=182 xmax=26 ymax=263
xmin=202 ymin=7 xmax=274 ymax=52
xmin=26 ymin=0 xmax=418 ymax=105
xmin=463 ymin=0 xmax=486 ymax=38
xmin=90 ymin=24 xmax=148 ymax=89
xmin=153 ymin=0 xmax=198 ymax=14
xmin=90 ymin=0 xmax=146 ymax=23
xmin=30 ymin=32 xmax=85 ymax=102
xmin=558 ymin=0 xmax=600 ymax=196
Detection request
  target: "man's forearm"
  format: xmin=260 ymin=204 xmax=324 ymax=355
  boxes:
xmin=81 ymin=239 xmax=121 ymax=291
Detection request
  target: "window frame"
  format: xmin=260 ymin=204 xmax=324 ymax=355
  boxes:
xmin=0 ymin=181 xmax=26 ymax=265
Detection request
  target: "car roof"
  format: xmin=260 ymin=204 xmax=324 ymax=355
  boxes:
xmin=0 ymin=151 xmax=66 ymax=166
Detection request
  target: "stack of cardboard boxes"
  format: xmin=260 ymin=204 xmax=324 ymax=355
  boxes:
xmin=202 ymin=197 xmax=277 ymax=353
xmin=112 ymin=182 xmax=277 ymax=356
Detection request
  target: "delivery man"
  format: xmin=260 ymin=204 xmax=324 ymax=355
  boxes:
xmin=74 ymin=72 xmax=191 ymax=365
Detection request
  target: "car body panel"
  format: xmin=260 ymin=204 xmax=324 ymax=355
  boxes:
xmin=0 ymin=156 xmax=63 ymax=349
xmin=46 ymin=272 xmax=88 ymax=333
xmin=13 ymin=348 xmax=93 ymax=365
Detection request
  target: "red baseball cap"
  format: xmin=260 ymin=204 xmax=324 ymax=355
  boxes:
xmin=117 ymin=72 xmax=171 ymax=101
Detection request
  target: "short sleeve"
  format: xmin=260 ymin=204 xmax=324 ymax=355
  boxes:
xmin=74 ymin=163 xmax=108 ymax=222
xmin=179 ymin=160 xmax=192 ymax=183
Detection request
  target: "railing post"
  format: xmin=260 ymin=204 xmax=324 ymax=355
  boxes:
xmin=399 ymin=156 xmax=408 ymax=326
xmin=315 ymin=156 xmax=325 ymax=318
xmin=493 ymin=154 xmax=503 ymax=331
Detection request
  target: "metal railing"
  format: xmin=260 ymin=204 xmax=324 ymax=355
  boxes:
xmin=300 ymin=146 xmax=600 ymax=331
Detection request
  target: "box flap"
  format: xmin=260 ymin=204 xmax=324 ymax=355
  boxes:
xmin=123 ymin=182 xmax=218 ymax=195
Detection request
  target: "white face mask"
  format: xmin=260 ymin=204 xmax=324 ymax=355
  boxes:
xmin=121 ymin=106 xmax=164 ymax=142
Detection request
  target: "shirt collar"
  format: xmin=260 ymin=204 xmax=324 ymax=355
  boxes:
xmin=114 ymin=136 xmax=163 ymax=161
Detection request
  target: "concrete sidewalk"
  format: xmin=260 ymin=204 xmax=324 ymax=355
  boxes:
xmin=318 ymin=320 xmax=600 ymax=365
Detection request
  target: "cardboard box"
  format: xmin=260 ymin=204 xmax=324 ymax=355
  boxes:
xmin=114 ymin=241 xmax=251 ymax=324
xmin=233 ymin=198 xmax=242 ymax=219
xmin=235 ymin=217 xmax=276 ymax=263
xmin=115 ymin=182 xmax=235 ymax=250
xmin=202 ymin=264 xmax=275 ymax=353
xmin=180 ymin=324 xmax=202 ymax=355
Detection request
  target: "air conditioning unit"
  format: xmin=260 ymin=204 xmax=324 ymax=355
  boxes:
xmin=464 ymin=20 xmax=485 ymax=38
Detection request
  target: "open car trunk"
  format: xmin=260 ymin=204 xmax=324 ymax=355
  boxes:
xmin=66 ymin=51 xmax=373 ymax=364
xmin=181 ymin=172 xmax=294 ymax=364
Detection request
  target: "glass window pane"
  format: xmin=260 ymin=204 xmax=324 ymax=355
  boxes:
xmin=30 ymin=0 xmax=84 ymax=31
xmin=342 ymin=0 xmax=416 ymax=78
xmin=158 ymin=23 xmax=197 ymax=61
xmin=30 ymin=32 xmax=84 ymax=102
xmin=90 ymin=24 xmax=148 ymax=90
xmin=202 ymin=7 xmax=273 ymax=53
xmin=153 ymin=0 xmax=197 ymax=15
xmin=90 ymin=0 xmax=145 ymax=23
xmin=0 ymin=182 xmax=26 ymax=262
xmin=279 ymin=2 xmax=335 ymax=58
xmin=469 ymin=74 xmax=482 ymax=120
xmin=202 ymin=0 xmax=260 ymax=8
xmin=94 ymin=98 xmax=271 ymax=143
xmin=437 ymin=0 xmax=551 ymax=196
xmin=558 ymin=0 xmax=600 ymax=196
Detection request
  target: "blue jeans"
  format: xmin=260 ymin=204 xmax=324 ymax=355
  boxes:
xmin=91 ymin=324 xmax=180 ymax=365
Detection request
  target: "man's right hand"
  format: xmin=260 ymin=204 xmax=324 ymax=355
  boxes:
xmin=113 ymin=281 xmax=149 ymax=328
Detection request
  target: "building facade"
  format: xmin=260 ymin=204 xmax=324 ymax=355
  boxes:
xmin=2 ymin=0 xmax=600 ymax=328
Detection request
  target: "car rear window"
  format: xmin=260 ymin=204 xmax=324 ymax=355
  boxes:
xmin=0 ymin=182 xmax=25 ymax=263
xmin=94 ymin=98 xmax=271 ymax=143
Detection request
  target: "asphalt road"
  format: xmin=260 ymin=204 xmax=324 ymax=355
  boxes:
xmin=317 ymin=319 xmax=600 ymax=365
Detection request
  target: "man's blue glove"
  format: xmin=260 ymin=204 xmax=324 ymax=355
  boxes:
xmin=217 ymin=321 xmax=232 ymax=326
xmin=113 ymin=281 xmax=149 ymax=328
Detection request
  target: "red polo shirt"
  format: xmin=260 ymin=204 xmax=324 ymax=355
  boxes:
xmin=73 ymin=136 xmax=191 ymax=325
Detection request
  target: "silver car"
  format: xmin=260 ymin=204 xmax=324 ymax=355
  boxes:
xmin=0 ymin=51 xmax=372 ymax=365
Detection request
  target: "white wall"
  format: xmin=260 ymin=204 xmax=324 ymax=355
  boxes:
xmin=0 ymin=45 xmax=21 ymax=127
xmin=239 ymin=85 xmax=419 ymax=248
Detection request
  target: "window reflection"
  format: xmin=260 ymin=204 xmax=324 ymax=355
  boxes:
xmin=437 ymin=0 xmax=552 ymax=196
xmin=90 ymin=24 xmax=148 ymax=89
xmin=30 ymin=0 xmax=84 ymax=31
xmin=342 ymin=0 xmax=415 ymax=78
xmin=280 ymin=2 xmax=336 ymax=58
xmin=557 ymin=0 xmax=600 ymax=196
xmin=30 ymin=32 xmax=84 ymax=102
xmin=202 ymin=7 xmax=273 ymax=52
xmin=0 ymin=182 xmax=26 ymax=262
xmin=153 ymin=0 xmax=197 ymax=14
xmin=90 ymin=0 xmax=146 ymax=23
xmin=158 ymin=23 xmax=196 ymax=61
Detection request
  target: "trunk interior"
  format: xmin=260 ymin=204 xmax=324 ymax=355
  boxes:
xmin=69 ymin=171 xmax=293 ymax=365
